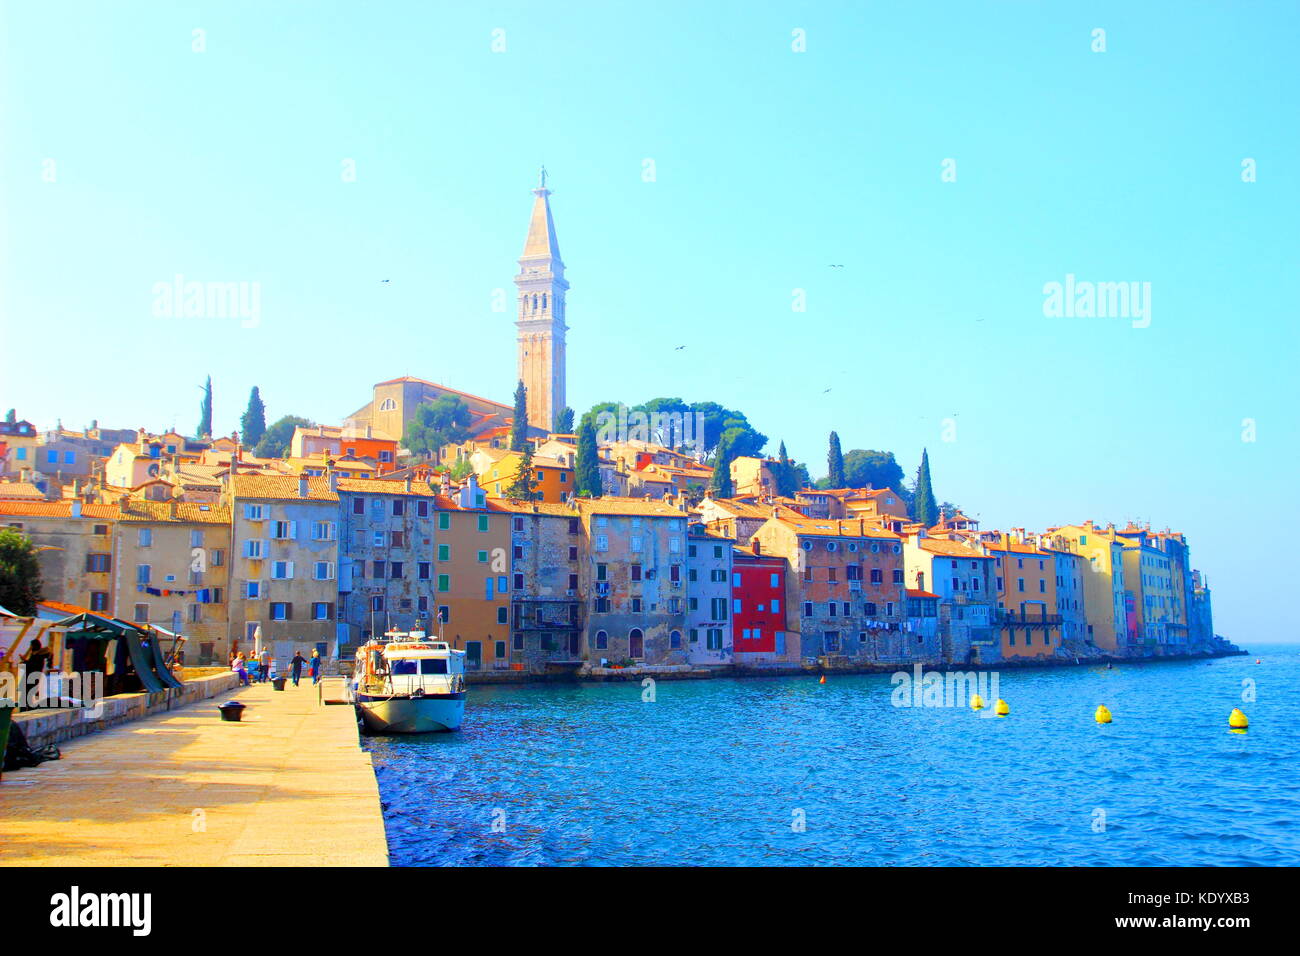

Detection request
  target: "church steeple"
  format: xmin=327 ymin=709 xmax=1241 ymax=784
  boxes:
xmin=515 ymin=168 xmax=568 ymax=433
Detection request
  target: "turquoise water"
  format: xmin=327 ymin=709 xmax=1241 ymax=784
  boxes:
xmin=367 ymin=645 xmax=1300 ymax=866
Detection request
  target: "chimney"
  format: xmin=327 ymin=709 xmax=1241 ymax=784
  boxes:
xmin=298 ymin=476 xmax=309 ymax=498
xmin=404 ymin=476 xmax=413 ymax=494
xmin=168 ymin=497 xmax=179 ymax=519
xmin=328 ymin=471 xmax=339 ymax=492
xmin=751 ymin=539 xmax=761 ymax=555
xmin=70 ymin=499 xmax=83 ymax=518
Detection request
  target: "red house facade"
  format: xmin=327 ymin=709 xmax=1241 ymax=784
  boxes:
xmin=732 ymin=547 xmax=790 ymax=660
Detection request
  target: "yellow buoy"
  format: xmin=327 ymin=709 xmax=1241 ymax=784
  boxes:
xmin=970 ymin=694 xmax=985 ymax=710
xmin=994 ymin=699 xmax=1009 ymax=717
xmin=1095 ymin=705 xmax=1112 ymax=724
xmin=1229 ymin=708 xmax=1249 ymax=730
xmin=818 ymin=675 xmax=826 ymax=685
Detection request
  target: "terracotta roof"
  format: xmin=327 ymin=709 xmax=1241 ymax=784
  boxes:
xmin=0 ymin=482 xmax=46 ymax=499
xmin=906 ymin=589 xmax=940 ymax=599
xmin=917 ymin=538 xmax=989 ymax=559
xmin=488 ymin=499 xmax=577 ymax=517
xmin=372 ymin=376 xmax=511 ymax=411
xmin=576 ymin=497 xmax=687 ymax=518
xmin=334 ymin=477 xmax=437 ymax=497
xmin=0 ymin=500 xmax=119 ymax=519
xmin=774 ymin=516 xmax=901 ymax=540
xmin=229 ymin=475 xmax=339 ymax=502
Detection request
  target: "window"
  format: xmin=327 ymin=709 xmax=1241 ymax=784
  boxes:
xmin=313 ymin=521 xmax=336 ymax=540
xmin=372 ymin=560 xmax=386 ymax=579
xmin=92 ymin=524 xmax=108 ymax=536
xmin=631 ymin=564 xmax=642 ymax=582
xmin=244 ymin=505 xmax=266 ymax=525
xmin=595 ymin=630 xmax=608 ymax=650
xmin=772 ymin=598 xmax=780 ymax=613
xmin=497 ymin=607 xmax=508 ymax=625
xmin=389 ymin=561 xmax=404 ymax=579
xmin=669 ymin=630 xmax=682 ymax=649
xmin=438 ymin=544 xmax=450 ymax=561
xmin=243 ymin=539 xmax=265 ymax=559
xmin=270 ymin=602 xmax=291 ymax=621
xmin=630 ymin=536 xmax=643 ymax=552
xmin=244 ymin=580 xmax=263 ymax=599
xmin=189 ymin=530 xmax=204 ymax=548
xmin=803 ymin=601 xmax=813 ymax=616
xmin=272 ymin=561 xmax=295 ymax=580
xmin=312 ymin=602 xmax=333 ymax=621
xmin=595 ymin=534 xmax=609 ymax=552
xmin=352 ymin=498 xmax=366 ymax=515
xmin=418 ymin=562 xmax=431 ymax=580
xmin=477 ymin=515 xmax=489 ymax=533
xmin=438 ymin=512 xmax=450 ymax=530
xmin=136 ymin=564 xmax=152 ymax=584
xmin=133 ymin=604 xmax=149 ymax=623
xmin=392 ymin=499 xmax=405 ymax=517
xmin=770 ymin=573 xmax=779 ymax=588
xmin=596 ymin=563 xmax=608 ymax=581
xmin=370 ymin=596 xmax=385 ymax=612
xmin=138 ymin=528 xmax=153 ymax=547
xmin=870 ymin=568 xmax=883 ymax=583
xmin=1017 ymin=578 xmax=1025 ymax=592
xmin=707 ymin=629 xmax=723 ymax=650
xmin=313 ymin=561 xmax=335 ymax=581
xmin=437 ymin=574 xmax=450 ymax=592
xmin=892 ymin=569 xmax=904 ymax=584
xmin=271 ymin=520 xmax=296 ymax=540
xmin=86 ymin=553 xmax=111 ymax=573
xmin=90 ymin=591 xmax=109 ymax=612
xmin=477 ymin=550 xmax=488 ymax=564
xmin=416 ymin=499 xmax=429 ymax=517
xmin=211 ymin=549 xmax=224 ymax=567
xmin=513 ymin=573 xmax=524 ymax=590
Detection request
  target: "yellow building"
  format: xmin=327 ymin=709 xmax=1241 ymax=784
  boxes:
xmin=1116 ymin=526 xmax=1178 ymax=652
xmin=431 ymin=478 xmax=512 ymax=671
xmin=478 ymin=450 xmax=574 ymax=503
xmin=1046 ymin=522 xmax=1129 ymax=653
xmin=984 ymin=533 xmax=1060 ymax=658
xmin=0 ymin=499 xmax=120 ymax=614
xmin=111 ymin=499 xmax=232 ymax=663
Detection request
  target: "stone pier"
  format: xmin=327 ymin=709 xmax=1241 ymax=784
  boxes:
xmin=0 ymin=677 xmax=387 ymax=866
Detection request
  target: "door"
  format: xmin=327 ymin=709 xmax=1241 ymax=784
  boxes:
xmin=629 ymin=629 xmax=644 ymax=660
xmin=464 ymin=641 xmax=482 ymax=670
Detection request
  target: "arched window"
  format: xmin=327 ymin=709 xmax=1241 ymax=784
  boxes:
xmin=595 ymin=630 xmax=608 ymax=650
xmin=628 ymin=628 xmax=644 ymax=659
xmin=542 ymin=293 xmax=547 ymax=310
xmin=669 ymin=630 xmax=682 ymax=649
xmin=532 ymin=294 xmax=539 ymax=312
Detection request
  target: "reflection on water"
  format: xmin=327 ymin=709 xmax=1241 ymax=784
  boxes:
xmin=367 ymin=645 xmax=1300 ymax=866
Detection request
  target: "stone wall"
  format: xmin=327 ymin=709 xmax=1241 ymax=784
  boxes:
xmin=12 ymin=672 xmax=239 ymax=751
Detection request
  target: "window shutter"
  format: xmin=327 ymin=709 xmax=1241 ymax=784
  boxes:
xmin=289 ymin=521 xmax=298 ymax=539
xmin=286 ymin=561 xmax=295 ymax=579
xmin=285 ymin=602 xmax=293 ymax=621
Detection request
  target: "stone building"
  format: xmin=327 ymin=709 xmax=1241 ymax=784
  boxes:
xmin=496 ymin=500 xmax=583 ymax=672
xmin=752 ymin=515 xmax=907 ymax=662
xmin=576 ymin=497 xmax=689 ymax=666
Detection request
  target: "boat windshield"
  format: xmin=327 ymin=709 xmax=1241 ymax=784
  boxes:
xmin=391 ymin=659 xmax=449 ymax=675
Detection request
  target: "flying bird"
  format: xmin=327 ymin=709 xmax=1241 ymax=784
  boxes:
xmin=829 ymin=264 xmax=844 ymax=268
xmin=674 ymin=345 xmax=686 ymax=351
xmin=380 ymin=279 xmax=390 ymax=283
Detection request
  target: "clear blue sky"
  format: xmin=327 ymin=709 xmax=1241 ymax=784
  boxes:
xmin=1 ymin=2 xmax=1296 ymax=642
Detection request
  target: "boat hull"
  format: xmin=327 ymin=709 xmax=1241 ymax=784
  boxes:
xmin=356 ymin=693 xmax=465 ymax=734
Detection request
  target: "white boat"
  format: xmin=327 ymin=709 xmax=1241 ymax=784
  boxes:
xmin=350 ymin=629 xmax=467 ymax=733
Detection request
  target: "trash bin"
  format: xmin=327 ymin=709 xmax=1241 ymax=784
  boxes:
xmin=218 ymin=701 xmax=247 ymax=722
xmin=0 ymin=698 xmax=14 ymax=781
xmin=272 ymin=677 xmax=287 ymax=691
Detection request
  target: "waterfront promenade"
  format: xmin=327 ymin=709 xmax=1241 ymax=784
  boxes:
xmin=0 ymin=678 xmax=388 ymax=866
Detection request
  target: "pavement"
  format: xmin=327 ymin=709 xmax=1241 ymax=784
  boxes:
xmin=0 ymin=675 xmax=388 ymax=866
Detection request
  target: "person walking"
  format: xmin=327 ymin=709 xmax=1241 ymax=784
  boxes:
xmin=309 ymin=649 xmax=321 ymax=685
xmin=290 ymin=650 xmax=306 ymax=687
xmin=259 ymin=646 xmax=272 ymax=683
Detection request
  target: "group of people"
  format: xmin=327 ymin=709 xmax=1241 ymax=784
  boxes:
xmin=229 ymin=648 xmax=321 ymax=687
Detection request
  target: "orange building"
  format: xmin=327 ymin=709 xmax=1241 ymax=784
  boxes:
xmin=986 ymin=533 xmax=1060 ymax=658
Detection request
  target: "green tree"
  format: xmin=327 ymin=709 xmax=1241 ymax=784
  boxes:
xmin=449 ymin=458 xmax=474 ymax=481
xmin=240 ymin=386 xmax=267 ymax=447
xmin=403 ymin=396 xmax=472 ymax=460
xmin=0 ymin=527 xmax=43 ymax=616
xmin=843 ymin=449 xmax=904 ymax=491
xmin=4 ymin=409 xmax=15 ymax=425
xmin=575 ymin=415 xmax=602 ymax=496
xmin=511 ymin=381 xmax=528 ymax=451
xmin=254 ymin=415 xmax=313 ymax=459
xmin=771 ymin=440 xmax=802 ymax=497
xmin=553 ymin=406 xmax=575 ymax=435
xmin=827 ymin=432 xmax=846 ymax=487
xmin=912 ymin=448 xmax=938 ymax=527
xmin=197 ymin=375 xmax=213 ymax=438
xmin=506 ymin=446 xmax=538 ymax=501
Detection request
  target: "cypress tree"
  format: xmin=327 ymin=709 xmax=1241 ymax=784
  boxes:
xmin=240 ymin=386 xmax=267 ymax=447
xmin=511 ymin=381 xmax=528 ymax=451
xmin=575 ymin=415 xmax=601 ymax=496
xmin=827 ymin=431 xmax=845 ymax=488
xmin=710 ymin=433 xmax=735 ymax=497
xmin=197 ymin=375 xmax=213 ymax=438
xmin=506 ymin=446 xmax=537 ymax=501
xmin=553 ymin=406 xmax=575 ymax=435
xmin=913 ymin=447 xmax=938 ymax=527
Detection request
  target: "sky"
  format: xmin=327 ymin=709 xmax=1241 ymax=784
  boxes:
xmin=1 ymin=1 xmax=1296 ymax=642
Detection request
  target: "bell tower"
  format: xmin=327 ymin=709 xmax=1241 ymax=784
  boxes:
xmin=514 ymin=166 xmax=568 ymax=432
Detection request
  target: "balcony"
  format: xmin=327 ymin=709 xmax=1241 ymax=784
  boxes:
xmin=994 ymin=608 xmax=1062 ymax=628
